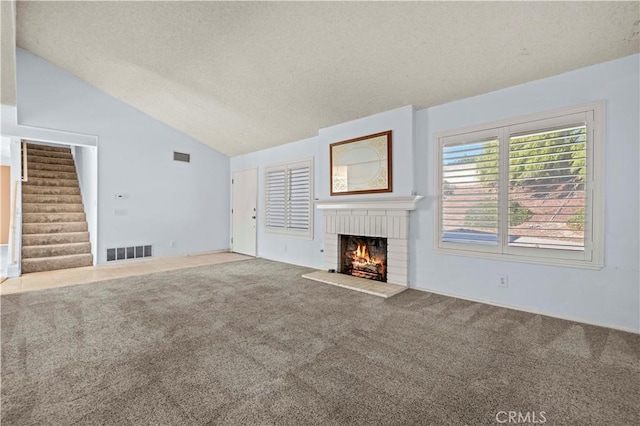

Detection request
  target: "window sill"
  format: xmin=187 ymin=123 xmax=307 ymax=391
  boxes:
xmin=434 ymin=246 xmax=603 ymax=270
xmin=265 ymin=228 xmax=313 ymax=240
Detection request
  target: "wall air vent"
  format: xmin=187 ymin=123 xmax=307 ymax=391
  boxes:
xmin=106 ymin=245 xmax=152 ymax=262
xmin=173 ymin=152 xmax=190 ymax=163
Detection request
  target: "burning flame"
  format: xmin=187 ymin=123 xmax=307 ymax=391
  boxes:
xmin=352 ymin=242 xmax=384 ymax=274
xmin=355 ymin=242 xmax=368 ymax=260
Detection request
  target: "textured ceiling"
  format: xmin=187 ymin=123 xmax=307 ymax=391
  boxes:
xmin=16 ymin=1 xmax=640 ymax=156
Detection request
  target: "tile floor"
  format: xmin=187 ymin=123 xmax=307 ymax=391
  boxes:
xmin=302 ymin=270 xmax=407 ymax=298
xmin=1 ymin=251 xmax=252 ymax=295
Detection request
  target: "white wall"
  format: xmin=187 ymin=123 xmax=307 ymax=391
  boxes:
xmin=231 ymin=136 xmax=323 ymax=268
xmin=73 ymin=145 xmax=98 ymax=264
xmin=412 ymin=54 xmax=640 ymax=333
xmin=17 ymin=49 xmax=231 ymax=263
xmin=230 ymin=105 xmax=416 ymax=268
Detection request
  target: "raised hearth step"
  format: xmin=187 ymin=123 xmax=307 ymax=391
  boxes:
xmin=302 ymin=271 xmax=407 ymax=298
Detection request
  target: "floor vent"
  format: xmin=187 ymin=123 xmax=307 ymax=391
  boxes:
xmin=106 ymin=245 xmax=152 ymax=262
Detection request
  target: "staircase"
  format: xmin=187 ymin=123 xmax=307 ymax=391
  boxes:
xmin=21 ymin=143 xmax=93 ymax=274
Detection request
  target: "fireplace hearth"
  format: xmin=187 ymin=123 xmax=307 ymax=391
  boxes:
xmin=340 ymin=235 xmax=387 ymax=282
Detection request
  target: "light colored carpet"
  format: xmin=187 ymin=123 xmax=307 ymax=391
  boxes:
xmin=1 ymin=258 xmax=638 ymax=425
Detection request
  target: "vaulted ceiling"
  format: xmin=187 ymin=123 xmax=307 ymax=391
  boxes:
xmin=14 ymin=1 xmax=640 ymax=156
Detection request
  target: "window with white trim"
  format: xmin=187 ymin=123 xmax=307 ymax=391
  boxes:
xmin=436 ymin=102 xmax=604 ymax=268
xmin=265 ymin=158 xmax=313 ymax=238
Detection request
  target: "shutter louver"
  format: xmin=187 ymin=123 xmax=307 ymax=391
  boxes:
xmin=266 ymin=168 xmax=286 ymax=229
xmin=441 ymin=138 xmax=500 ymax=245
xmin=287 ymin=166 xmax=311 ymax=231
xmin=508 ymin=124 xmax=587 ymax=251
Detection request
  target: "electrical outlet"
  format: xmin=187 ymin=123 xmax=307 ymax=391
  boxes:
xmin=498 ymin=275 xmax=509 ymax=288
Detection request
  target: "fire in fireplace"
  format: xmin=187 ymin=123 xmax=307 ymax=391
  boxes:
xmin=339 ymin=235 xmax=388 ymax=282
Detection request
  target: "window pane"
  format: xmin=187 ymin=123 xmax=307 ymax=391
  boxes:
xmin=508 ymin=125 xmax=586 ymax=251
xmin=441 ymin=139 xmax=499 ymax=245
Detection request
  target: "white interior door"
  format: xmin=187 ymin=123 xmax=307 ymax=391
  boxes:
xmin=232 ymin=168 xmax=257 ymax=256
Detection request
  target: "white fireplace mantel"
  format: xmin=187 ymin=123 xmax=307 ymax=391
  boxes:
xmin=315 ymin=195 xmax=423 ymax=211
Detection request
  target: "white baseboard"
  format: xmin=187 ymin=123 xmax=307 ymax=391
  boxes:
xmin=410 ymin=285 xmax=639 ymax=335
xmin=7 ymin=263 xmax=20 ymax=278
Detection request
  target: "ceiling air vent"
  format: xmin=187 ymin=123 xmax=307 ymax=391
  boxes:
xmin=173 ymin=151 xmax=190 ymax=163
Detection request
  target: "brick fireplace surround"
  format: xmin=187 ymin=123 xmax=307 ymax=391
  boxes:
xmin=316 ymin=196 xmax=423 ymax=287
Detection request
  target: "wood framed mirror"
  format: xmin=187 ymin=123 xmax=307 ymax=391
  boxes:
xmin=330 ymin=130 xmax=392 ymax=196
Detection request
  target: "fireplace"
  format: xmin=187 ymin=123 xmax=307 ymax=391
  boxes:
xmin=317 ymin=196 xmax=423 ymax=287
xmin=340 ymin=235 xmax=388 ymax=282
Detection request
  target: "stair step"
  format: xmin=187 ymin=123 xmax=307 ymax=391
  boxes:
xmin=23 ymin=231 xmax=90 ymax=246
xmin=23 ymin=177 xmax=79 ymax=188
xmin=21 ymin=253 xmax=93 ymax=274
xmin=23 ymin=242 xmax=92 ymax=259
xmin=22 ymin=185 xmax=81 ymax=196
xmin=22 ymin=203 xmax=85 ymax=213
xmin=23 ymin=212 xmax=86 ymax=224
xmin=28 ymin=169 xmax=78 ymax=180
xmin=22 ymin=194 xmax=83 ymax=204
xmin=21 ymin=142 xmax=92 ymax=274
xmin=26 ymin=148 xmax=73 ymax=160
xmin=26 ymin=143 xmax=71 ymax=153
xmin=27 ymin=162 xmax=77 ymax=173
xmin=23 ymin=222 xmax=88 ymax=234
xmin=27 ymin=155 xmax=75 ymax=166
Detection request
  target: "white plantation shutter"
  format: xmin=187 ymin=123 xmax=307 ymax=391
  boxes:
xmin=287 ymin=165 xmax=311 ymax=231
xmin=436 ymin=103 xmax=603 ymax=269
xmin=440 ymin=133 xmax=500 ymax=251
xmin=265 ymin=159 xmax=313 ymax=237
xmin=265 ymin=168 xmax=286 ymax=229
xmin=508 ymin=124 xmax=587 ymax=253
